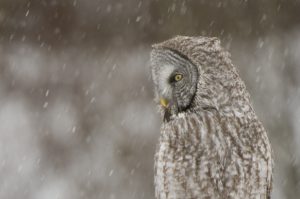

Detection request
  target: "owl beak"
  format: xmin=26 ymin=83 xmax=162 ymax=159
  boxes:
xmin=160 ymin=98 xmax=169 ymax=108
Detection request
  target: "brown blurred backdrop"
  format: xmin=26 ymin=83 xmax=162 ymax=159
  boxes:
xmin=0 ymin=0 xmax=300 ymax=198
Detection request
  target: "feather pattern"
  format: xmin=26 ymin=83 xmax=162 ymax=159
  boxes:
xmin=151 ymin=36 xmax=273 ymax=199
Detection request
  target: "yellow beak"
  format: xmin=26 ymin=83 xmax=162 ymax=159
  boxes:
xmin=160 ymin=98 xmax=169 ymax=108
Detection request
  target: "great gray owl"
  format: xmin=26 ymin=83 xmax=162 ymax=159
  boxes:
xmin=150 ymin=36 xmax=273 ymax=199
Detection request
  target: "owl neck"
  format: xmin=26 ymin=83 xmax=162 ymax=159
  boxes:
xmin=192 ymin=70 xmax=254 ymax=120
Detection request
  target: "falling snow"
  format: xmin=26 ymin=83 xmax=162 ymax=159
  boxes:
xmin=0 ymin=1 xmax=299 ymax=199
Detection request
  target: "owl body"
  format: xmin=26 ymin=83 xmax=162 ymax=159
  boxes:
xmin=150 ymin=36 xmax=273 ymax=199
xmin=155 ymin=110 xmax=272 ymax=199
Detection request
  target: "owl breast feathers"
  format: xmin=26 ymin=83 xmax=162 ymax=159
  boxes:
xmin=150 ymin=36 xmax=273 ymax=199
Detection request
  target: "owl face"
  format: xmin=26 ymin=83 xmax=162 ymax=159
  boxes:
xmin=151 ymin=48 xmax=198 ymax=120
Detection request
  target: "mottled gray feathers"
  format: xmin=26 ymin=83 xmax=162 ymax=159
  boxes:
xmin=150 ymin=36 xmax=273 ymax=199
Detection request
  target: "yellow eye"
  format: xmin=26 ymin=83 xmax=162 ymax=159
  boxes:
xmin=174 ymin=74 xmax=183 ymax=81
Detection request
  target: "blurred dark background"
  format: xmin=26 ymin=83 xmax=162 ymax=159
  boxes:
xmin=0 ymin=0 xmax=300 ymax=198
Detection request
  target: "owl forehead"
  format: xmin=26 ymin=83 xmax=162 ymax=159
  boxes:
xmin=151 ymin=49 xmax=192 ymax=95
xmin=150 ymin=48 xmax=190 ymax=77
xmin=151 ymin=49 xmax=186 ymax=66
xmin=151 ymin=49 xmax=182 ymax=87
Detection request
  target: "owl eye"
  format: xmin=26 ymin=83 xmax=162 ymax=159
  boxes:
xmin=174 ymin=74 xmax=183 ymax=82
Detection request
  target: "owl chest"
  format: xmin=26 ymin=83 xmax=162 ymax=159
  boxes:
xmin=154 ymin=127 xmax=224 ymax=198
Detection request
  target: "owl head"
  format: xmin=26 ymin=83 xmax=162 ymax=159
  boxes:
xmin=151 ymin=48 xmax=198 ymax=121
xmin=150 ymin=36 xmax=248 ymax=121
